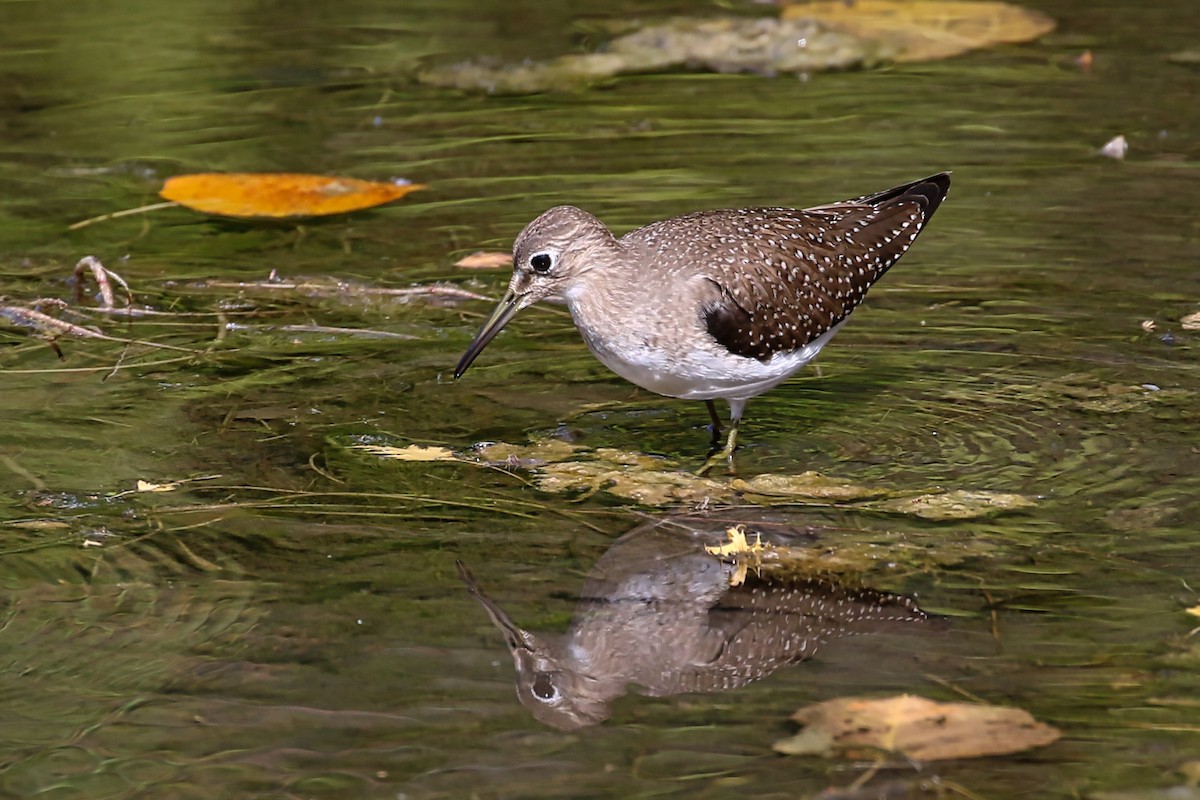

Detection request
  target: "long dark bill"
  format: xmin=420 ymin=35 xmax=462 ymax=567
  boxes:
xmin=455 ymin=560 xmax=535 ymax=653
xmin=454 ymin=288 xmax=521 ymax=379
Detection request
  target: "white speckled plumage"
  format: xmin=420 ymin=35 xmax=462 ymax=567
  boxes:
xmin=456 ymin=173 xmax=950 ymax=464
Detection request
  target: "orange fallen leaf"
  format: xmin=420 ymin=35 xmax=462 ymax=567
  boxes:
xmin=774 ymin=694 xmax=1061 ymax=761
xmin=782 ymin=0 xmax=1055 ymax=62
xmin=454 ymin=251 xmax=512 ymax=269
xmin=159 ymin=173 xmax=426 ymax=218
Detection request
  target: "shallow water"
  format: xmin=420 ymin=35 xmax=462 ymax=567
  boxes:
xmin=1 ymin=0 xmax=1198 ymax=797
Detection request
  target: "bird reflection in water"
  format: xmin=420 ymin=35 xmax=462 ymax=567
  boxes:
xmin=458 ymin=522 xmax=931 ymax=731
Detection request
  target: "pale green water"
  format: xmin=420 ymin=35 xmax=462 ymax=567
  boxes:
xmin=1 ymin=0 xmax=1198 ymax=797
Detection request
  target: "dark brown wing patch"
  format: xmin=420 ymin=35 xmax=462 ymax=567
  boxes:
xmin=701 ymin=173 xmax=950 ymax=362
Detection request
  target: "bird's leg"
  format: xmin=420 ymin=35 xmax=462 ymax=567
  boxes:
xmin=697 ymin=422 xmax=739 ymax=476
xmin=704 ymin=400 xmax=723 ymax=447
xmin=697 ymin=399 xmax=744 ymax=476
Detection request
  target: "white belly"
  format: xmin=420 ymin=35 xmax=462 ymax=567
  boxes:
xmin=575 ymin=316 xmax=844 ymax=403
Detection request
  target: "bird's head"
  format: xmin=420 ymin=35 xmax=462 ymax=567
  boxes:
xmin=454 ymin=206 xmax=614 ymax=378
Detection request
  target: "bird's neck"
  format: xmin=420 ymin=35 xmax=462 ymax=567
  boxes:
xmin=562 ymin=241 xmax=634 ymax=321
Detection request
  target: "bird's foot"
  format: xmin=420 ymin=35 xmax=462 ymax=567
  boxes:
xmin=696 ymin=424 xmax=739 ymax=477
xmin=696 ymin=450 xmax=732 ymax=477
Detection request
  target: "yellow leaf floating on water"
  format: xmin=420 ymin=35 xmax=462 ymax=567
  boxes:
xmin=1186 ymin=605 xmax=1200 ymax=619
xmin=160 ymin=173 xmax=426 ymax=218
xmin=454 ymin=251 xmax=512 ymax=269
xmin=774 ymin=694 xmax=1061 ymax=761
xmin=705 ymin=525 xmax=767 ymax=558
xmin=137 ymin=480 xmax=181 ymax=493
xmin=783 ymin=0 xmax=1055 ymax=62
xmin=705 ymin=525 xmax=769 ymax=587
xmin=352 ymin=444 xmax=458 ymax=462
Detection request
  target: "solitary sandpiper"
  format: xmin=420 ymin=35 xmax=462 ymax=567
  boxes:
xmin=456 ymin=523 xmax=928 ymax=730
xmin=455 ymin=172 xmax=951 ymax=472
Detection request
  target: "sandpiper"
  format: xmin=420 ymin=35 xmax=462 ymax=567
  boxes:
xmin=455 ymin=172 xmax=950 ymax=472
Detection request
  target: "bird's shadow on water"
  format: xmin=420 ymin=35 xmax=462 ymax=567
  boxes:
xmin=456 ymin=516 xmax=939 ymax=731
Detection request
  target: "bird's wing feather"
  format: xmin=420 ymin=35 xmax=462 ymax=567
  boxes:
xmin=625 ymin=174 xmax=950 ymax=362
xmin=639 ymin=577 xmax=928 ymax=696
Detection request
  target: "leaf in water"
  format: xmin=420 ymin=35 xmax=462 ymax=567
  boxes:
xmin=731 ymin=471 xmax=891 ymax=502
xmin=476 ymin=438 xmax=580 ymax=467
xmin=783 ymin=0 xmax=1055 ymax=62
xmin=704 ymin=525 xmax=766 ymax=558
xmin=1181 ymin=311 xmax=1200 ymax=330
xmin=137 ymin=480 xmax=181 ymax=493
xmin=10 ymin=520 xmax=71 ymax=531
xmin=537 ymin=449 xmax=733 ymax=505
xmin=873 ymin=489 xmax=1036 ymax=520
xmin=1186 ymin=605 xmax=1200 ymax=619
xmin=352 ymin=444 xmax=458 ymax=462
xmin=705 ymin=525 xmax=768 ymax=586
xmin=1090 ymin=788 xmax=1200 ymax=800
xmin=1168 ymin=48 xmax=1200 ymax=68
xmin=773 ymin=694 xmax=1061 ymax=761
xmin=454 ymin=251 xmax=512 ymax=269
xmin=1100 ymin=134 xmax=1129 ymax=160
xmin=159 ymin=173 xmax=426 ymax=218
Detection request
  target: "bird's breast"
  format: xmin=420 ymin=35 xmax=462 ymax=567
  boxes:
xmin=565 ymin=283 xmax=839 ymax=402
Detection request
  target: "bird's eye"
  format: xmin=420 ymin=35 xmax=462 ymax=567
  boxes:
xmin=531 ymin=672 xmax=559 ymax=702
xmin=530 ymin=253 xmax=553 ymax=274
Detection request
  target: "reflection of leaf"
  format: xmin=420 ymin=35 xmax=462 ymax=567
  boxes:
xmin=783 ymin=0 xmax=1055 ymax=62
xmin=774 ymin=694 xmax=1061 ymax=761
xmin=454 ymin=251 xmax=511 ymax=269
xmin=160 ymin=173 xmax=426 ymax=218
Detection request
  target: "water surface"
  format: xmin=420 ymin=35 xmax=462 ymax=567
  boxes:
xmin=1 ymin=0 xmax=1198 ymax=797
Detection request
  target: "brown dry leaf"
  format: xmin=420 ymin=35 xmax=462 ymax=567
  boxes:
xmin=455 ymin=251 xmax=512 ymax=269
xmin=783 ymin=0 xmax=1055 ymax=62
xmin=1181 ymin=311 xmax=1200 ymax=331
xmin=160 ymin=173 xmax=426 ymax=218
xmin=352 ymin=444 xmax=458 ymax=462
xmin=774 ymin=694 xmax=1061 ymax=761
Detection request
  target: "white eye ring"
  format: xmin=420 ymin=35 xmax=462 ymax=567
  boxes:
xmin=530 ymin=253 xmax=553 ymax=273
xmin=532 ymin=672 xmax=559 ymax=702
